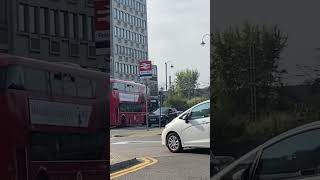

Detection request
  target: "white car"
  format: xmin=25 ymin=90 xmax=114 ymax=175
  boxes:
xmin=161 ymin=100 xmax=210 ymax=153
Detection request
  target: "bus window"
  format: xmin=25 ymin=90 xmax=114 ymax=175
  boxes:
xmin=118 ymin=83 xmax=125 ymax=91
xmin=63 ymin=74 xmax=76 ymax=97
xmin=120 ymin=103 xmax=143 ymax=112
xmin=7 ymin=65 xmax=25 ymax=90
xmin=25 ymin=68 xmax=48 ymax=93
xmin=50 ymin=72 xmax=63 ymax=95
xmin=112 ymin=82 xmax=118 ymax=90
xmin=76 ymin=77 xmax=92 ymax=98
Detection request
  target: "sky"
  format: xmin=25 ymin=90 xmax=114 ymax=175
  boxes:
xmin=147 ymin=0 xmax=210 ymax=89
xmin=213 ymin=0 xmax=320 ymax=85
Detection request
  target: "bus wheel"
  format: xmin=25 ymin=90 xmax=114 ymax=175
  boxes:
xmin=36 ymin=170 xmax=49 ymax=180
xmin=120 ymin=116 xmax=126 ymax=128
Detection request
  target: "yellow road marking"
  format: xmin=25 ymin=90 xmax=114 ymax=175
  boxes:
xmin=110 ymin=157 xmax=158 ymax=179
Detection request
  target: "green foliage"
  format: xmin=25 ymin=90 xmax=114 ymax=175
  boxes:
xmin=187 ymin=97 xmax=208 ymax=108
xmin=164 ymin=96 xmax=207 ymax=111
xmin=164 ymin=95 xmax=188 ymax=111
xmin=175 ymin=69 xmax=200 ymax=99
xmin=212 ymin=22 xmax=288 ymax=115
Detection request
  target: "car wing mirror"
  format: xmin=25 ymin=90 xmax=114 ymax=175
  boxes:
xmin=184 ymin=114 xmax=190 ymax=123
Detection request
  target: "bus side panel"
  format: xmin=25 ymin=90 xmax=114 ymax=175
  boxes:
xmin=2 ymin=91 xmax=29 ymax=180
xmin=30 ymin=161 xmax=108 ymax=180
xmin=110 ymin=91 xmax=120 ymax=127
xmin=0 ymin=94 xmax=15 ymax=179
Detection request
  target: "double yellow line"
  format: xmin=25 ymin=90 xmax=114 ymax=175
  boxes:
xmin=110 ymin=157 xmax=158 ymax=179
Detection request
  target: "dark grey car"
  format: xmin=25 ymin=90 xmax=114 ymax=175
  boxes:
xmin=212 ymin=121 xmax=320 ymax=180
xmin=148 ymin=107 xmax=179 ymax=127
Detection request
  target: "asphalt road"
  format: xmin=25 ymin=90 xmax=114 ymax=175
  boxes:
xmin=111 ymin=127 xmax=210 ymax=179
xmin=115 ymin=153 xmax=210 ymax=180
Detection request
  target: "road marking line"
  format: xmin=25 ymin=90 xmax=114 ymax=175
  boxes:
xmin=112 ymin=141 xmax=161 ymax=145
xmin=110 ymin=157 xmax=158 ymax=179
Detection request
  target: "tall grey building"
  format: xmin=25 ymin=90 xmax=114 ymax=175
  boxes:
xmin=110 ymin=0 xmax=148 ymax=82
xmin=0 ymin=0 xmax=110 ymax=71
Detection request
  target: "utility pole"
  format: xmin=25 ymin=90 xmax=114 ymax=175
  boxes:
xmin=145 ymin=79 xmax=149 ymax=131
xmin=165 ymin=62 xmax=168 ymax=92
xmin=249 ymin=45 xmax=257 ymax=121
xmin=169 ymin=76 xmax=172 ymax=91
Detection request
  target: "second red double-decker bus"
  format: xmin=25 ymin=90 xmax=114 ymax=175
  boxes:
xmin=110 ymin=78 xmax=147 ymax=127
xmin=0 ymin=54 xmax=109 ymax=180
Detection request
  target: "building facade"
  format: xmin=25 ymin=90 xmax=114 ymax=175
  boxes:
xmin=110 ymin=0 xmax=148 ymax=81
xmin=0 ymin=0 xmax=110 ymax=71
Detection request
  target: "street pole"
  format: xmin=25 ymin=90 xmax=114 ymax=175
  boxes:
xmin=165 ymin=62 xmax=168 ymax=92
xmin=169 ymin=76 xmax=171 ymax=91
xmin=159 ymin=93 xmax=162 ymax=129
xmin=145 ymin=80 xmax=149 ymax=131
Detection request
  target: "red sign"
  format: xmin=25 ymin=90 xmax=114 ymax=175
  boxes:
xmin=139 ymin=61 xmax=152 ymax=79
xmin=139 ymin=61 xmax=152 ymax=71
xmin=94 ymin=0 xmax=110 ymax=55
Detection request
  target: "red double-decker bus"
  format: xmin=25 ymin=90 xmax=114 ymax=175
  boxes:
xmin=110 ymin=78 xmax=147 ymax=127
xmin=0 ymin=54 xmax=109 ymax=180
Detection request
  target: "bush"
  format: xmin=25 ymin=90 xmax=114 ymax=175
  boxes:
xmin=164 ymin=95 xmax=188 ymax=111
xmin=187 ymin=97 xmax=208 ymax=108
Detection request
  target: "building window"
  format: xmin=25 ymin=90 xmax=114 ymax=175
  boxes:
xmin=88 ymin=16 xmax=93 ymax=41
xmin=59 ymin=11 xmax=68 ymax=38
xmin=120 ymin=11 xmax=124 ymax=20
xmin=18 ymin=4 xmax=27 ymax=32
xmin=79 ymin=14 xmax=86 ymax=40
xmin=70 ymin=43 xmax=79 ymax=57
xmin=69 ymin=13 xmax=75 ymax=39
xmin=113 ymin=8 xmax=117 ymax=19
xmin=39 ymin=8 xmax=47 ymax=34
xmin=121 ymin=28 xmax=124 ymax=38
xmin=117 ymin=9 xmax=121 ymax=20
xmin=115 ymin=62 xmax=119 ymax=72
xmin=29 ymin=6 xmax=37 ymax=33
xmin=0 ymin=0 xmax=7 ymax=26
xmin=120 ymin=63 xmax=123 ymax=72
xmin=50 ymin=10 xmax=59 ymax=36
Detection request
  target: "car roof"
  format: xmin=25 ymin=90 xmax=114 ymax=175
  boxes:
xmin=212 ymin=120 xmax=320 ymax=179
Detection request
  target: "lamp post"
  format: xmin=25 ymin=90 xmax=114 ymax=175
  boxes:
xmin=165 ymin=61 xmax=174 ymax=92
xmin=159 ymin=87 xmax=164 ymax=129
xmin=200 ymin=33 xmax=210 ymax=46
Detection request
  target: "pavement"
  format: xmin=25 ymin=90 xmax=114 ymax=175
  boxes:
xmin=110 ymin=126 xmax=210 ymax=179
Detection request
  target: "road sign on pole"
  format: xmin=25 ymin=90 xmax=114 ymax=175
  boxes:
xmin=139 ymin=60 xmax=153 ymax=79
xmin=94 ymin=0 xmax=110 ymax=56
xmin=139 ymin=60 xmax=152 ymax=130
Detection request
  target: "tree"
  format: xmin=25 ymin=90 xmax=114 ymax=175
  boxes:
xmin=175 ymin=69 xmax=200 ymax=99
xmin=212 ymin=22 xmax=288 ymax=116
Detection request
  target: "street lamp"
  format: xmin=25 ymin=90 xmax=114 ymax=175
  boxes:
xmin=165 ymin=61 xmax=174 ymax=92
xmin=200 ymin=33 xmax=210 ymax=46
